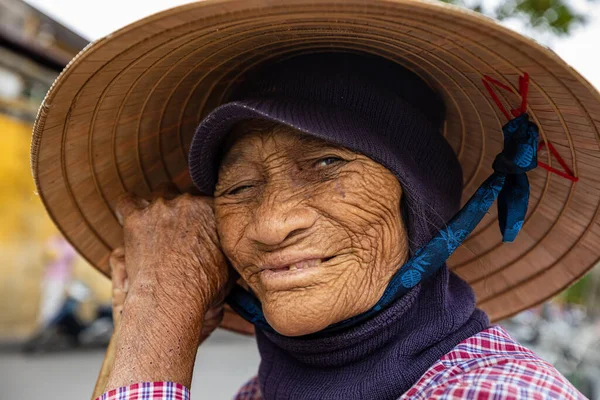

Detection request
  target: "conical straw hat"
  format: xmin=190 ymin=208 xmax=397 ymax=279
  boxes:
xmin=31 ymin=0 xmax=600 ymax=327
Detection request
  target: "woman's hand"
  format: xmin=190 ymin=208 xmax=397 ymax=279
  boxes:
xmin=109 ymin=247 xmax=228 ymax=345
xmin=105 ymin=187 xmax=231 ymax=390
xmin=116 ymin=190 xmax=230 ymax=310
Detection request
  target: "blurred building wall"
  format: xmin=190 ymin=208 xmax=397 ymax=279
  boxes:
xmin=0 ymin=0 xmax=111 ymax=341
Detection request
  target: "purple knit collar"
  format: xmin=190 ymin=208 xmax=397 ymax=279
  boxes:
xmin=255 ymin=265 xmax=489 ymax=400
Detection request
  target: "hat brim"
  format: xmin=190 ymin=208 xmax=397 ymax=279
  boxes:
xmin=31 ymin=0 xmax=600 ymax=327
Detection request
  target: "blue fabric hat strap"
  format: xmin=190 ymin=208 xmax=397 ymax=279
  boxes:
xmin=378 ymin=113 xmax=539 ymax=302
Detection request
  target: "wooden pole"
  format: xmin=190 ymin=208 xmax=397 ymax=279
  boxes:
xmin=91 ymin=330 xmax=119 ymax=400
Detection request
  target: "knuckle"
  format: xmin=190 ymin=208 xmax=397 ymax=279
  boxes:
xmin=153 ymin=197 xmax=167 ymax=206
xmin=110 ymin=247 xmax=125 ymax=260
xmin=125 ymin=210 xmax=144 ymax=226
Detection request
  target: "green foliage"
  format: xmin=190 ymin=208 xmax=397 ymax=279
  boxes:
xmin=558 ymin=273 xmax=590 ymax=305
xmin=440 ymin=0 xmax=587 ymax=35
xmin=496 ymin=0 xmax=586 ymax=34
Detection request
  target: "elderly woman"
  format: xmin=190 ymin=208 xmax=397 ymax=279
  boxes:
xmin=31 ymin=1 xmax=599 ymax=400
xmin=109 ymin=54 xmax=585 ymax=399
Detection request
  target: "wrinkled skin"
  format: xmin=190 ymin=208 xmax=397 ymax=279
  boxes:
xmin=106 ymin=119 xmax=409 ymax=389
xmin=215 ymin=120 xmax=409 ymax=336
xmin=107 ymin=189 xmax=232 ymax=390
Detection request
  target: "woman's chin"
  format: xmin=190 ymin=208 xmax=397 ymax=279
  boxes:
xmin=266 ymin=316 xmax=329 ymax=337
xmin=263 ymin=305 xmax=333 ymax=337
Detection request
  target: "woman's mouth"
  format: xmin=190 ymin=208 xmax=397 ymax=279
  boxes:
xmin=257 ymin=256 xmax=334 ymax=290
xmin=271 ymin=258 xmax=324 ymax=272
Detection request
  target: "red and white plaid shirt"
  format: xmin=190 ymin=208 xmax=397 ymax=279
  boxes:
xmin=97 ymin=382 xmax=190 ymax=400
xmin=98 ymin=326 xmax=586 ymax=400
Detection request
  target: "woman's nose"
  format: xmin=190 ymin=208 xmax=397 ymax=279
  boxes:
xmin=247 ymin=194 xmax=318 ymax=247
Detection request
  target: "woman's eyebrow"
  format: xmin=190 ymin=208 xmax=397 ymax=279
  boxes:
xmin=293 ymin=135 xmax=342 ymax=153
xmin=220 ymin=146 xmax=253 ymax=171
xmin=295 ymin=134 xmax=328 ymax=146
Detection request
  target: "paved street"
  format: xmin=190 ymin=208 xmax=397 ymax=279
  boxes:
xmin=3 ymin=318 xmax=599 ymax=399
xmin=0 ymin=329 xmax=260 ymax=400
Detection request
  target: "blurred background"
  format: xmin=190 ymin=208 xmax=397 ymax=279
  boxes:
xmin=0 ymin=0 xmax=598 ymax=399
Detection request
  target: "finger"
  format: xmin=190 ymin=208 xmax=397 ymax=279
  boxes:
xmin=109 ymin=248 xmax=128 ymax=323
xmin=115 ymin=193 xmax=149 ymax=225
xmin=112 ymin=294 xmax=126 ymax=324
xmin=204 ymin=305 xmax=224 ymax=322
xmin=109 ymin=248 xmax=127 ymax=290
xmin=199 ymin=305 xmax=224 ymax=343
xmin=151 ymin=182 xmax=180 ymax=201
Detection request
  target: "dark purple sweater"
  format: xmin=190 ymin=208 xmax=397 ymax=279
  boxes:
xmin=255 ymin=265 xmax=489 ymax=400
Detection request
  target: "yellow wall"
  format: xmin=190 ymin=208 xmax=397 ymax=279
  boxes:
xmin=0 ymin=114 xmax=110 ymax=340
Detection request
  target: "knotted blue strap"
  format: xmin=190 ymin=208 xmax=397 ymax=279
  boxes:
xmin=377 ymin=113 xmax=538 ymax=306
xmin=493 ymin=113 xmax=539 ymax=241
xmin=227 ymin=114 xmax=539 ymax=334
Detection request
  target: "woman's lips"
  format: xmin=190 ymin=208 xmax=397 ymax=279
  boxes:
xmin=257 ymin=257 xmax=332 ymax=290
xmin=267 ymin=258 xmax=323 ymax=272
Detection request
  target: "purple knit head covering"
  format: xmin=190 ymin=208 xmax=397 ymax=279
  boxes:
xmin=189 ymin=52 xmax=463 ymax=252
xmin=189 ymin=52 xmax=489 ymax=399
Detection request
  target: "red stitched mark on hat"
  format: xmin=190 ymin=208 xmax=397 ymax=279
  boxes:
xmin=482 ymin=73 xmax=529 ymax=121
xmin=537 ymin=141 xmax=579 ymax=182
xmin=517 ymin=74 xmax=529 ymax=117
xmin=483 ymin=73 xmax=578 ymax=182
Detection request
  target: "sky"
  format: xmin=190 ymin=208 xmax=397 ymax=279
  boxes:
xmin=23 ymin=0 xmax=600 ymax=90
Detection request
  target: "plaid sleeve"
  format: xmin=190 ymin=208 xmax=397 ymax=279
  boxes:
xmin=415 ymin=365 xmax=586 ymax=400
xmin=234 ymin=375 xmax=262 ymax=400
xmin=95 ymin=382 xmax=190 ymax=400
xmin=401 ymin=326 xmax=587 ymax=400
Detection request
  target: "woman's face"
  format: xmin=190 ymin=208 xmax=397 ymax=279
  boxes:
xmin=215 ymin=120 xmax=408 ymax=336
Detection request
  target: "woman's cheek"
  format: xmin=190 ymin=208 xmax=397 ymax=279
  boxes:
xmin=215 ymin=208 xmax=248 ymax=264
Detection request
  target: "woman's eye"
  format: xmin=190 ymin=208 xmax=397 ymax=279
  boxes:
xmin=314 ymin=156 xmax=344 ymax=168
xmin=227 ymin=184 xmax=254 ymax=195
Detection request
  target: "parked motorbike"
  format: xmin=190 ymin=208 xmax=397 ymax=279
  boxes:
xmin=22 ymin=281 xmax=113 ymax=353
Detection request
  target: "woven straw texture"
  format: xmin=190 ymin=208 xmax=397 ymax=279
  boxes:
xmin=31 ymin=0 xmax=600 ymax=325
